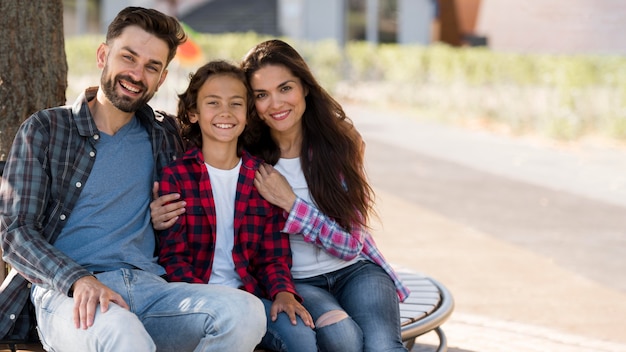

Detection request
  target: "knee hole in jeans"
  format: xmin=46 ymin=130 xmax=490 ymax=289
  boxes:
xmin=316 ymin=309 xmax=350 ymax=327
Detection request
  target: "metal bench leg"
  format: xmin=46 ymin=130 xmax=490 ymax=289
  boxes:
xmin=404 ymin=338 xmax=416 ymax=350
xmin=434 ymin=327 xmax=448 ymax=352
xmin=404 ymin=327 xmax=448 ymax=352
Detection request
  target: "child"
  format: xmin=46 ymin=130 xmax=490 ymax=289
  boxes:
xmin=157 ymin=60 xmax=314 ymax=350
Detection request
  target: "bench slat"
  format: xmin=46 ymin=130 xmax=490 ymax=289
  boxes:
xmin=397 ymin=272 xmax=454 ymax=352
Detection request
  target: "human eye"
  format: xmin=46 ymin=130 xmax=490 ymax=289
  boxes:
xmin=146 ymin=65 xmax=159 ymax=73
xmin=202 ymin=99 xmax=218 ymax=106
xmin=254 ymin=92 xmax=267 ymax=100
xmin=281 ymin=85 xmax=292 ymax=92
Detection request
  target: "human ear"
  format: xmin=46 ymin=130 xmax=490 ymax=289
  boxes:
xmin=156 ymin=69 xmax=168 ymax=92
xmin=96 ymin=43 xmax=108 ymax=69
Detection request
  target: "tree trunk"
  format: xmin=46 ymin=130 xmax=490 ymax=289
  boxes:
xmin=0 ymin=0 xmax=67 ymax=160
xmin=0 ymin=0 xmax=67 ymax=282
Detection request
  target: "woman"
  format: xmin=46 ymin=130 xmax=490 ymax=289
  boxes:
xmin=242 ymin=39 xmax=409 ymax=352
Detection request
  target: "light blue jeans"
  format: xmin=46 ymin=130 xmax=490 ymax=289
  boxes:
xmin=295 ymin=260 xmax=407 ymax=352
xmin=31 ymin=269 xmax=266 ymax=352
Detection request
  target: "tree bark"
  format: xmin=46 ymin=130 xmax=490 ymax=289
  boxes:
xmin=0 ymin=0 xmax=67 ymax=160
xmin=0 ymin=0 xmax=67 ymax=282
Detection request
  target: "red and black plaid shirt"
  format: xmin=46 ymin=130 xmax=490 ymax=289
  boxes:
xmin=157 ymin=147 xmax=299 ymax=301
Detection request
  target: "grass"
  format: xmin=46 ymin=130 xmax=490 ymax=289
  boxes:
xmin=65 ymin=34 xmax=626 ymax=143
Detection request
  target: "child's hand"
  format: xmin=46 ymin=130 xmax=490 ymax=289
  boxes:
xmin=271 ymin=291 xmax=314 ymax=328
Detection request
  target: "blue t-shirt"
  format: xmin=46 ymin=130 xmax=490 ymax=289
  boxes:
xmin=54 ymin=116 xmax=164 ymax=275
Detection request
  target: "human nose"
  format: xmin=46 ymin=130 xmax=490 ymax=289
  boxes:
xmin=127 ymin=63 xmax=144 ymax=81
xmin=220 ymin=105 xmax=234 ymax=117
xmin=269 ymin=94 xmax=282 ymax=109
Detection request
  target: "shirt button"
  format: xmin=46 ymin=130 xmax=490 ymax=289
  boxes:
xmin=76 ymin=182 xmax=82 ymax=188
xmin=9 ymin=314 xmax=15 ymax=320
xmin=27 ymin=283 xmax=32 ymax=288
xmin=93 ymin=134 xmax=100 ymax=141
xmin=60 ymin=214 xmax=67 ymax=221
xmin=89 ymin=151 xmax=95 ymax=157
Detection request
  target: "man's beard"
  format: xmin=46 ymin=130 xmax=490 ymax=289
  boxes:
xmin=101 ymin=69 xmax=155 ymax=113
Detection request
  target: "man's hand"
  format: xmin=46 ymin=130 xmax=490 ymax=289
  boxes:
xmin=270 ymin=292 xmax=314 ymax=328
xmin=150 ymin=182 xmax=186 ymax=231
xmin=71 ymin=276 xmax=129 ymax=329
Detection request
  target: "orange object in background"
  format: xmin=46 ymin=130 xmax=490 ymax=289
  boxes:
xmin=176 ymin=38 xmax=203 ymax=66
xmin=175 ymin=23 xmax=204 ymax=66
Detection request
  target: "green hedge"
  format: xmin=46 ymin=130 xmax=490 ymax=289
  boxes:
xmin=65 ymin=34 xmax=626 ymax=142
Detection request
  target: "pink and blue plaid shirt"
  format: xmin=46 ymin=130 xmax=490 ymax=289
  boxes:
xmin=283 ymin=197 xmax=410 ymax=302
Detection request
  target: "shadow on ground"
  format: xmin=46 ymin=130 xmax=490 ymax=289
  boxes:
xmin=411 ymin=343 xmax=475 ymax=352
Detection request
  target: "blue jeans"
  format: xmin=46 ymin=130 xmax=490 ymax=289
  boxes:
xmin=257 ymin=298 xmax=317 ymax=352
xmin=295 ymin=261 xmax=407 ymax=352
xmin=31 ymin=269 xmax=266 ymax=352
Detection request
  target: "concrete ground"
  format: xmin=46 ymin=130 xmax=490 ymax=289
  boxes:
xmin=345 ymin=102 xmax=626 ymax=352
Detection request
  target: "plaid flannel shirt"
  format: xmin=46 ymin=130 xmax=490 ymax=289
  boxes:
xmin=284 ymin=197 xmax=411 ymax=301
xmin=157 ymin=147 xmax=299 ymax=301
xmin=0 ymin=87 xmax=183 ymax=338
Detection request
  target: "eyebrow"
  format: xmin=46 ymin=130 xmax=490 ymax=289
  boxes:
xmin=253 ymin=80 xmax=295 ymax=92
xmin=122 ymin=46 xmax=164 ymax=69
xmin=202 ymin=94 xmax=246 ymax=100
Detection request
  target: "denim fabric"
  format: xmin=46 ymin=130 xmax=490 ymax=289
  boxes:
xmin=32 ymin=269 xmax=266 ymax=352
xmin=295 ymin=261 xmax=408 ymax=352
xmin=257 ymin=298 xmax=317 ymax=352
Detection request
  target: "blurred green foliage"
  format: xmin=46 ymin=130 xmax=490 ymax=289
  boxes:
xmin=65 ymin=33 xmax=626 ymax=142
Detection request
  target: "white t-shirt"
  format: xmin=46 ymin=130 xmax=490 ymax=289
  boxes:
xmin=274 ymin=157 xmax=358 ymax=279
xmin=205 ymin=160 xmax=243 ymax=288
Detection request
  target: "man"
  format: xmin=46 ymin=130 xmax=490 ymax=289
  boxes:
xmin=0 ymin=7 xmax=265 ymax=351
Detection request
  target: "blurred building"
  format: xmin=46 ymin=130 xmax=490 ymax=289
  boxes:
xmin=65 ymin=0 xmax=626 ymax=55
xmin=66 ymin=0 xmax=436 ymax=46
xmin=475 ymin=0 xmax=626 ymax=55
xmin=436 ymin=0 xmax=626 ymax=55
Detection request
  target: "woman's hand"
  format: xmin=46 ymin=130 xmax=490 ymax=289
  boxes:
xmin=271 ymin=292 xmax=314 ymax=328
xmin=150 ymin=182 xmax=186 ymax=231
xmin=254 ymin=164 xmax=297 ymax=212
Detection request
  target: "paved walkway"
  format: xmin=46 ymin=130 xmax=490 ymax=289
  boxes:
xmin=411 ymin=313 xmax=626 ymax=352
xmin=342 ymin=103 xmax=626 ymax=352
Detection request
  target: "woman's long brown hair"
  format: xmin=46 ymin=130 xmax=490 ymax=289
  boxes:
xmin=241 ymin=39 xmax=375 ymax=230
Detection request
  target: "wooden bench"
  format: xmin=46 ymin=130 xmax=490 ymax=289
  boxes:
xmin=1 ymin=270 xmax=453 ymax=352
xmin=399 ymin=271 xmax=455 ymax=351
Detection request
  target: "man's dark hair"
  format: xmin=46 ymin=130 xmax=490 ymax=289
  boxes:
xmin=106 ymin=6 xmax=187 ymax=65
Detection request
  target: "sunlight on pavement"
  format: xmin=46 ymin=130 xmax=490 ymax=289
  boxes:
xmin=370 ymin=189 xmax=626 ymax=350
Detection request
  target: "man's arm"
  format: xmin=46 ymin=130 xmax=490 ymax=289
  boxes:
xmin=0 ymin=112 xmax=130 ymax=329
xmin=0 ymin=114 xmax=88 ymax=294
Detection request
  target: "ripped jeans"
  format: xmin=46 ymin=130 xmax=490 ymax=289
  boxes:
xmin=259 ymin=260 xmax=406 ymax=352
